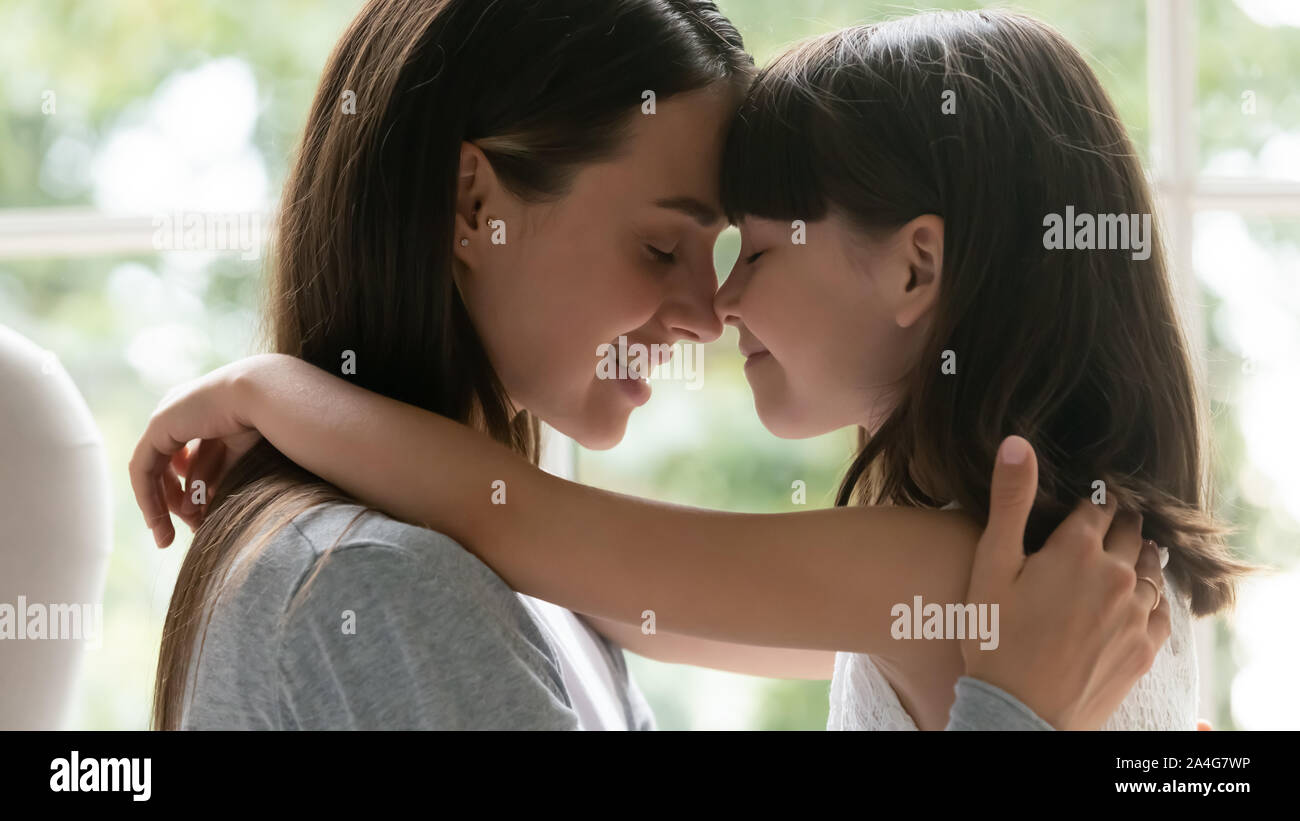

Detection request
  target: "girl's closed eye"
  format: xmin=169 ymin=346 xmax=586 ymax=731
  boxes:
xmin=745 ymin=250 xmax=765 ymax=265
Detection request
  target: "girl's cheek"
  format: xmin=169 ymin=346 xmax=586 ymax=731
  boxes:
xmin=757 ymin=281 xmax=807 ymax=336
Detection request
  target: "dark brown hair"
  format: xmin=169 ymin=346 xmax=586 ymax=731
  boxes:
xmin=720 ymin=10 xmax=1250 ymax=616
xmin=153 ymin=0 xmax=751 ymax=729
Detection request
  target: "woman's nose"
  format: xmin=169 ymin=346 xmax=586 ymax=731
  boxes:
xmin=665 ymin=293 xmax=723 ymax=343
xmin=713 ymin=261 xmax=747 ymax=327
xmin=658 ymin=260 xmax=724 ymax=344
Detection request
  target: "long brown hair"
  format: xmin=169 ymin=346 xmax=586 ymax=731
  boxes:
xmin=153 ymin=0 xmax=752 ymax=729
xmin=720 ymin=10 xmax=1251 ymax=616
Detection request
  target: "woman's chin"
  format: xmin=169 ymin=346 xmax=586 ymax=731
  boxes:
xmin=551 ymin=407 xmax=632 ymax=451
xmin=573 ymin=427 xmax=628 ymax=451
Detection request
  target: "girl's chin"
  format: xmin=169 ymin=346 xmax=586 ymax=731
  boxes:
xmin=755 ymin=412 xmax=810 ymax=440
xmin=752 ymin=393 xmax=840 ymax=441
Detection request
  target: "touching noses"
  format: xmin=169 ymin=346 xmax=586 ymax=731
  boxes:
xmin=713 ymin=257 xmax=748 ymax=328
xmin=657 ymin=259 xmax=725 ymax=344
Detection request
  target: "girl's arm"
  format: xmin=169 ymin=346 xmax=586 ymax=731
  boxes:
xmin=135 ymin=354 xmax=982 ymax=668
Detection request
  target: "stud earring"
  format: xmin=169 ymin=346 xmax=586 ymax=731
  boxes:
xmin=460 ymin=238 xmax=469 ymax=247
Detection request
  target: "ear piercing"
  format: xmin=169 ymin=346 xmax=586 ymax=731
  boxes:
xmin=460 ymin=238 xmax=469 ymax=246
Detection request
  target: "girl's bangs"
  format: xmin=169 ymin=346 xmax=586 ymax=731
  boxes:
xmin=720 ymin=59 xmax=832 ymax=226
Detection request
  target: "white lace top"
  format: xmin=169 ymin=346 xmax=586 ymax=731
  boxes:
xmin=827 ymin=568 xmax=1198 ymax=730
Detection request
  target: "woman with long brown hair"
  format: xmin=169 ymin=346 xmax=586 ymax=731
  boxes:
xmin=133 ymin=7 xmax=1215 ymax=730
xmin=142 ymin=0 xmax=755 ymax=730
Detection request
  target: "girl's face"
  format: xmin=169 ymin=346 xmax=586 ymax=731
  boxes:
xmin=453 ymin=84 xmax=735 ymax=449
xmin=714 ymin=211 xmax=944 ymax=438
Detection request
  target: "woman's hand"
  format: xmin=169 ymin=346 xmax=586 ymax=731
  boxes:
xmin=962 ymin=435 xmax=1173 ymax=730
xmin=128 ymin=357 xmax=273 ymax=548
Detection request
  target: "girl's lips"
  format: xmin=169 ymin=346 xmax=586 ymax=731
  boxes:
xmin=738 ymin=335 xmax=768 ymax=359
xmin=743 ymin=350 xmax=771 ymax=369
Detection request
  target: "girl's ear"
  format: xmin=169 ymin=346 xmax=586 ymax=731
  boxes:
xmin=453 ymin=142 xmax=497 ymax=270
xmin=891 ymin=214 xmax=944 ymax=329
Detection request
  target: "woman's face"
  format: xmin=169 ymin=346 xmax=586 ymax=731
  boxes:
xmin=714 ymin=211 xmax=942 ymax=439
xmin=454 ymin=83 xmax=735 ymax=449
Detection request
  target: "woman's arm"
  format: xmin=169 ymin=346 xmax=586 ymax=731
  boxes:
xmin=580 ymin=615 xmax=835 ymax=680
xmin=134 ymin=354 xmax=983 ymax=667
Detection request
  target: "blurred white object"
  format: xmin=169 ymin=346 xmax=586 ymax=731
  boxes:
xmin=0 ymin=324 xmax=111 ymax=729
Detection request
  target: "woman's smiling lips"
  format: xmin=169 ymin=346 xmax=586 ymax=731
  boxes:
xmin=609 ymin=336 xmax=663 ymax=407
xmin=616 ymin=373 xmax=652 ymax=405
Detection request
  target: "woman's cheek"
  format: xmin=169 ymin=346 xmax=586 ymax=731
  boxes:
xmin=600 ymin=268 xmax=665 ymax=336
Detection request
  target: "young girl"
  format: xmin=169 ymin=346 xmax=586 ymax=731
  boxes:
xmin=136 ymin=9 xmax=1235 ymax=729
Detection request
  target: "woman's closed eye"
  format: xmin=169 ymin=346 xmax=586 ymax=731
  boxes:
xmin=745 ymin=250 xmax=765 ymax=265
xmin=645 ymin=244 xmax=677 ymax=265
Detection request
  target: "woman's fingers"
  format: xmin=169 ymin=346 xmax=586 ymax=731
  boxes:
xmin=1049 ymin=495 xmax=1118 ymax=558
xmin=1102 ymin=510 xmax=1143 ymax=564
xmin=1137 ymin=540 xmax=1172 ymax=648
xmin=1134 ymin=539 xmax=1165 ymax=602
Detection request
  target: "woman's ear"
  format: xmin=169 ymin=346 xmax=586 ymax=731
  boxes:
xmin=891 ymin=214 xmax=944 ymax=329
xmin=453 ymin=142 xmax=497 ymax=269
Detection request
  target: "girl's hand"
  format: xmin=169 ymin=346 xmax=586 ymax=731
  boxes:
xmin=128 ymin=357 xmax=270 ymax=548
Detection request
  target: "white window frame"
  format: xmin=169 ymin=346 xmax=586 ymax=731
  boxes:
xmin=1147 ymin=0 xmax=1299 ymax=720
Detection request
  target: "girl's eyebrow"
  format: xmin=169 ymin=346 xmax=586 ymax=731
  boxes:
xmin=655 ymin=196 xmax=723 ymax=227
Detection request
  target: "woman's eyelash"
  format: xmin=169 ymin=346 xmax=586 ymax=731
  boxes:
xmin=646 ymin=245 xmax=677 ymax=264
xmin=745 ymin=250 xmax=765 ymax=264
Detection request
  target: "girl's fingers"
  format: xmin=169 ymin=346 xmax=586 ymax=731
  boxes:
xmin=182 ymin=439 xmax=227 ymax=518
xmin=170 ymin=442 xmax=193 ymax=474
xmin=164 ymin=463 xmax=207 ymax=534
xmin=128 ymin=415 xmax=190 ymax=547
xmin=129 ymin=444 xmax=169 ymax=543
xmin=154 ymin=471 xmax=176 ymax=548
xmin=162 ymin=461 xmax=184 ymax=508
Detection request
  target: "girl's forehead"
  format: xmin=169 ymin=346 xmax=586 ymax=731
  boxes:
xmin=738 ymin=216 xmax=782 ymax=231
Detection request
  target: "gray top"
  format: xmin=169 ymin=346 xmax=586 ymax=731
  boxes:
xmin=177 ymin=500 xmax=1049 ymax=731
xmin=180 ymin=501 xmax=654 ymax=730
xmin=946 ymin=676 xmax=1055 ymax=731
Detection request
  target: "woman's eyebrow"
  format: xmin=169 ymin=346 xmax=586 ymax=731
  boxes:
xmin=655 ymin=196 xmax=723 ymax=227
